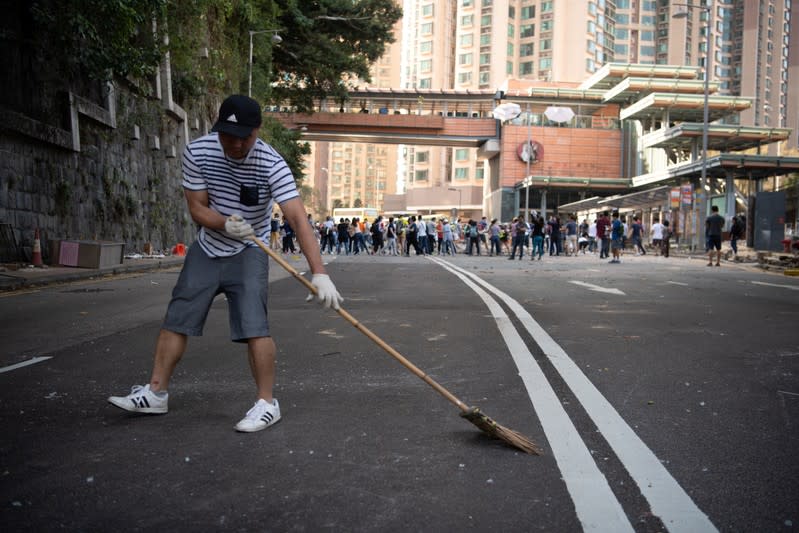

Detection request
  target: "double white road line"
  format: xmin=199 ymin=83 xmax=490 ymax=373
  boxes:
xmin=429 ymin=257 xmax=716 ymax=533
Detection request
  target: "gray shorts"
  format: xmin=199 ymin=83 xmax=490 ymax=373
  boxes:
xmin=163 ymin=244 xmax=270 ymax=342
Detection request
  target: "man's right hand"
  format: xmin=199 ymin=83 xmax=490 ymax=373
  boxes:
xmin=225 ymin=214 xmax=254 ymax=239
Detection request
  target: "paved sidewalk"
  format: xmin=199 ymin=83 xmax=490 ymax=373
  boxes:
xmin=0 ymin=256 xmax=187 ymax=292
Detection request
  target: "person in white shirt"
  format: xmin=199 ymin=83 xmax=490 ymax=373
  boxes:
xmin=416 ymin=217 xmax=428 ymax=255
xmin=588 ymin=220 xmax=598 ymax=253
xmin=651 ymin=218 xmax=665 ymax=256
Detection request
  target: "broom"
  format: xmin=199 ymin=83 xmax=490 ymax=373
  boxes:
xmin=251 ymin=236 xmax=542 ymax=455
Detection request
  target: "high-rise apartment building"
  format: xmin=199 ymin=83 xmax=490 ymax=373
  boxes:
xmin=315 ymin=0 xmax=796 ymax=216
xmin=615 ymin=0 xmax=794 ymax=149
xmin=318 ymin=20 xmax=403 ymax=216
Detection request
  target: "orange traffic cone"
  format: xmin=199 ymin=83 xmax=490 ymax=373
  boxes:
xmin=32 ymin=228 xmax=43 ymax=267
xmin=171 ymin=243 xmax=186 ymax=256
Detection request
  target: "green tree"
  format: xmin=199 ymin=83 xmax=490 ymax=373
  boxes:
xmin=257 ymin=0 xmax=403 ymax=110
xmin=23 ymin=0 xmax=403 ymax=179
xmin=29 ymin=0 xmax=167 ymax=81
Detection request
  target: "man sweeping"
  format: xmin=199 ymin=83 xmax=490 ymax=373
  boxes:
xmin=108 ymin=94 xmax=342 ymax=432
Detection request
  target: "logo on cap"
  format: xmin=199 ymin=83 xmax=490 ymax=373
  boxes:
xmin=226 ymin=114 xmax=238 ymax=123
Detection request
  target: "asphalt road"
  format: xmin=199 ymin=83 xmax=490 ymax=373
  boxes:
xmin=1 ymin=250 xmax=797 ymax=532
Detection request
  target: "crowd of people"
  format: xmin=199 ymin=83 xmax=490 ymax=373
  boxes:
xmin=269 ymin=209 xmax=742 ymax=262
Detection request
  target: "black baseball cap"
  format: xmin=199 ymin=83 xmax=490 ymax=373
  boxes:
xmin=211 ymin=95 xmax=262 ymax=138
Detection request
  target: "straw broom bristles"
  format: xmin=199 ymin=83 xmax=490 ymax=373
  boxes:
xmin=461 ymin=407 xmax=543 ymax=455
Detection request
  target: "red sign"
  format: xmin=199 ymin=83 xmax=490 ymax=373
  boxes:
xmin=517 ymin=140 xmax=543 ymax=163
xmin=670 ymin=187 xmax=681 ymax=208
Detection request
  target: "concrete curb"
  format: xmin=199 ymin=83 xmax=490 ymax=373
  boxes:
xmin=0 ymin=257 xmax=185 ymax=292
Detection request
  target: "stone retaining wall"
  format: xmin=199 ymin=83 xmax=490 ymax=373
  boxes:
xmin=0 ymin=26 xmax=210 ymax=263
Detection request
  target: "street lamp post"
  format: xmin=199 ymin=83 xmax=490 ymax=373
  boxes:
xmin=448 ymin=187 xmax=462 ymax=218
xmin=248 ymin=29 xmax=283 ymax=98
xmin=525 ymin=102 xmax=532 ymax=222
xmin=673 ymin=3 xmax=712 ymax=250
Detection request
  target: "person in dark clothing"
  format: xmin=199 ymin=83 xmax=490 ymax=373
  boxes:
xmin=729 ymin=215 xmax=744 ymax=257
xmin=281 ymin=217 xmax=296 ymax=253
xmin=661 ymin=220 xmax=671 ymax=258
xmin=336 ymin=218 xmax=350 ymax=255
xmin=531 ymin=216 xmax=545 ymax=260
xmin=596 ymin=211 xmax=611 ymax=259
xmin=706 ymin=205 xmax=725 ymax=266
xmin=405 ymin=215 xmax=422 ymax=255
xmin=548 ymin=216 xmax=561 ymax=256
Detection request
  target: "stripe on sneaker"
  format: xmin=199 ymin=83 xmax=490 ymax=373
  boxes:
xmin=260 ymin=412 xmax=274 ymax=423
xmin=133 ymin=396 xmax=150 ymax=409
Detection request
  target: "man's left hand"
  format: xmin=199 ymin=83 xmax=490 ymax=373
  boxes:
xmin=305 ymin=274 xmax=343 ymax=310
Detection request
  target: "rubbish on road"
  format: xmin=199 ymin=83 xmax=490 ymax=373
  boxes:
xmin=250 ymin=236 xmax=543 ymax=455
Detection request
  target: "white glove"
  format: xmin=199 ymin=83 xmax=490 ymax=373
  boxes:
xmin=225 ymin=214 xmax=254 ymax=239
xmin=305 ymin=274 xmax=343 ymax=310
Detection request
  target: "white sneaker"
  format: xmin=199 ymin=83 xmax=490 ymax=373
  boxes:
xmin=235 ymin=398 xmax=281 ymax=432
xmin=108 ymin=384 xmax=168 ymax=414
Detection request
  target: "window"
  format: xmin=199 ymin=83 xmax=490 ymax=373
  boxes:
xmin=521 ymin=6 xmax=535 ymax=19
xmin=508 ymin=23 xmax=514 ymax=38
xmin=461 ymin=14 xmax=473 ymax=26
xmin=541 ymin=2 xmax=553 ymax=13
xmin=521 ymin=24 xmax=534 ymax=38
xmin=420 ymin=59 xmax=432 ymax=72
xmin=459 ymin=53 xmax=472 ymax=65
xmin=422 ymin=3 xmax=434 ymax=16
xmin=420 ymin=41 xmax=432 ymax=53
xmin=459 ymin=34 xmax=473 ymax=47
xmin=480 ymin=34 xmax=491 ymax=45
xmin=479 ymin=71 xmax=490 ymax=85
xmin=458 ymin=72 xmax=472 ymax=84
xmin=481 ymin=15 xmax=492 ymax=26
xmin=640 ymin=30 xmax=653 ymax=41
xmin=508 ymin=6 xmax=515 ymax=19
xmin=455 ymin=149 xmax=469 ymax=161
xmin=462 ymin=0 xmax=472 ymax=6
xmin=507 ymin=42 xmax=514 ymax=55
xmin=454 ymin=168 xmax=469 ymax=180
xmin=640 ymin=45 xmax=655 ymax=56
xmin=418 ymin=78 xmax=432 ymax=88
xmin=616 ymin=28 xmax=629 ymax=40
xmin=475 ymin=168 xmax=485 ymax=180
xmin=421 ymin=23 xmax=433 ymax=34
xmin=541 ymin=20 xmax=553 ymax=32
xmin=540 ymin=57 xmax=552 ymax=69
xmin=416 ymin=151 xmax=429 ymax=163
xmin=614 ymin=43 xmax=629 ymax=55
xmin=480 ymin=53 xmax=491 ymax=65
xmin=520 ymin=61 xmax=534 ymax=75
xmin=414 ymin=170 xmax=429 ymax=181
xmin=616 ymin=13 xmax=629 ymax=24
xmin=520 ymin=43 xmax=534 ymax=56
xmin=507 ymin=60 xmax=513 ymax=74
xmin=540 ymin=39 xmax=552 ymax=51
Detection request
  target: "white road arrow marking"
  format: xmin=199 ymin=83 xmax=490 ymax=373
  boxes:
xmin=751 ymin=281 xmax=799 ymax=291
xmin=569 ymin=280 xmax=626 ymax=295
xmin=0 ymin=356 xmax=52 ymax=374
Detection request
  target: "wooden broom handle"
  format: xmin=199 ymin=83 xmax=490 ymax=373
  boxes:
xmin=250 ymin=236 xmax=469 ymax=412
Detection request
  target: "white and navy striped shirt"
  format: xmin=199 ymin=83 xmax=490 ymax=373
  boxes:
xmin=182 ymin=133 xmax=299 ymax=257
